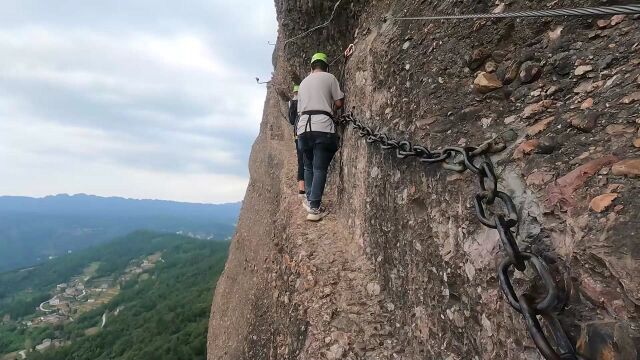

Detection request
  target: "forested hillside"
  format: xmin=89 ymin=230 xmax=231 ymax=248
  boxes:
xmin=0 ymin=231 xmax=229 ymax=360
xmin=0 ymin=194 xmax=239 ymax=272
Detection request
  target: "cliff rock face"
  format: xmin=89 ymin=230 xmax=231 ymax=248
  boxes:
xmin=208 ymin=1 xmax=640 ymax=359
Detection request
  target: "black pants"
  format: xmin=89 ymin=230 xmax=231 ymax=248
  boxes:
xmin=295 ymin=139 xmax=304 ymax=181
xmin=297 ymin=131 xmax=338 ymax=209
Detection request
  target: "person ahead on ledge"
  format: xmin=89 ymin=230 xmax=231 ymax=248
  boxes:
xmin=288 ymin=84 xmax=306 ymax=198
xmin=296 ymin=52 xmax=344 ymax=221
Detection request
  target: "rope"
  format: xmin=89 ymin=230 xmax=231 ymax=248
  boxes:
xmin=393 ymin=4 xmax=640 ymax=20
xmin=281 ymin=0 xmax=344 ymax=47
xmin=329 ymin=56 xmax=343 ymax=66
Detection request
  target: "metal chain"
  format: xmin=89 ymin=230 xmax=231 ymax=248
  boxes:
xmin=393 ymin=4 xmax=640 ymax=21
xmin=336 ymin=112 xmax=580 ymax=360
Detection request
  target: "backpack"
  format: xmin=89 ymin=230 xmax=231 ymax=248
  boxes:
xmin=288 ymin=99 xmax=298 ymax=126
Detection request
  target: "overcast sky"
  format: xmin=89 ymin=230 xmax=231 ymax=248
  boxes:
xmin=0 ymin=0 xmax=277 ymax=203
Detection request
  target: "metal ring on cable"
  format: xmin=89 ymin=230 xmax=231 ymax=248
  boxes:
xmin=344 ymin=43 xmax=355 ymax=58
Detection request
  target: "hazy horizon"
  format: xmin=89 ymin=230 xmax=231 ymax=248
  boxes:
xmin=0 ymin=192 xmax=242 ymax=205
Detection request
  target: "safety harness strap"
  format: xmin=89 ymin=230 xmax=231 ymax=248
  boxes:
xmin=301 ymin=110 xmax=334 ymax=118
xmin=301 ymin=110 xmax=335 ymax=133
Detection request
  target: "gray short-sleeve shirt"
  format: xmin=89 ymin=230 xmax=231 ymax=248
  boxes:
xmin=296 ymin=72 xmax=344 ymax=135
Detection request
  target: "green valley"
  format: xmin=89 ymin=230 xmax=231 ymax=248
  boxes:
xmin=0 ymin=231 xmax=229 ymax=360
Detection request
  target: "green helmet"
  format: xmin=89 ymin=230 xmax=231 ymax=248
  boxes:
xmin=310 ymin=52 xmax=328 ymax=65
xmin=293 ymin=85 xmax=300 ymax=92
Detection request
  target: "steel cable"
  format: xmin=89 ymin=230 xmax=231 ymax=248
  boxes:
xmin=274 ymin=4 xmax=640 ymax=48
xmin=280 ymin=0 xmax=344 ymax=47
xmin=393 ymin=4 xmax=640 ymax=20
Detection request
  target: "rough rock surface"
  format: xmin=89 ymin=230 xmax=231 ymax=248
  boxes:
xmin=474 ymin=72 xmax=503 ymax=93
xmin=208 ymin=1 xmax=640 ymax=359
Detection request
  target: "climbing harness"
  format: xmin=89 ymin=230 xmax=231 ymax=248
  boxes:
xmin=336 ymin=113 xmax=581 ymax=360
xmin=300 ymin=110 xmax=336 ymax=133
xmin=393 ymin=4 xmax=640 ymax=21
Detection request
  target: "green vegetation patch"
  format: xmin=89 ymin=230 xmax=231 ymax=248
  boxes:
xmin=0 ymin=231 xmax=229 ymax=360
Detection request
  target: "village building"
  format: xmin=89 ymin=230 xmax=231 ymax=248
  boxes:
xmin=64 ymin=287 xmax=82 ymax=297
xmin=35 ymin=339 xmax=52 ymax=352
xmin=39 ymin=314 xmax=66 ymax=326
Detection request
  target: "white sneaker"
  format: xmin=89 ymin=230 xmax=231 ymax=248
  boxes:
xmin=298 ymin=192 xmax=306 ymax=199
xmin=306 ymin=207 xmax=326 ymax=221
xmin=302 ymin=199 xmax=312 ymax=213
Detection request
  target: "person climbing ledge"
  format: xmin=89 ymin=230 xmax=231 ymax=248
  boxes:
xmin=296 ymin=52 xmax=344 ymax=221
xmin=288 ymin=84 xmax=306 ymax=198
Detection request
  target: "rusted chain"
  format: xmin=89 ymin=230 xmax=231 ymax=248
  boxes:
xmin=337 ymin=112 xmax=580 ymax=360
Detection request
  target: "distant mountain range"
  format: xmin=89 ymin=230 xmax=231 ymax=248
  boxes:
xmin=0 ymin=194 xmax=241 ymax=272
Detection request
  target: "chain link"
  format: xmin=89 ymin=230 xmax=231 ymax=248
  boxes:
xmin=336 ymin=112 xmax=579 ymax=360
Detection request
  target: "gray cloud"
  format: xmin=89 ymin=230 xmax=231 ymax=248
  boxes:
xmin=0 ymin=0 xmax=276 ymax=203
